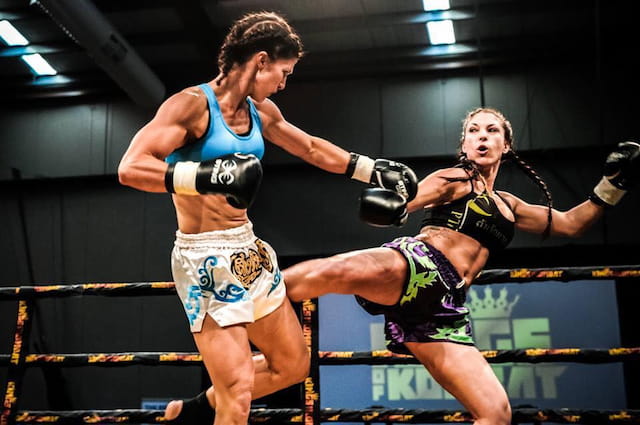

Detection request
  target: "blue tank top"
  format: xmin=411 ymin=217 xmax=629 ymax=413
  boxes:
xmin=165 ymin=83 xmax=265 ymax=164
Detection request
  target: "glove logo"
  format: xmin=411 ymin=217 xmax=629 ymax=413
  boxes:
xmin=210 ymin=159 xmax=237 ymax=185
xmin=395 ymin=180 xmax=408 ymax=199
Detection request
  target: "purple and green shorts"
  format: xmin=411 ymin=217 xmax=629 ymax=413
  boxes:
xmin=355 ymin=236 xmax=474 ymax=354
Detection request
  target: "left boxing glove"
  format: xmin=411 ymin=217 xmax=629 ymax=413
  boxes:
xmin=590 ymin=141 xmax=640 ymax=207
xmin=360 ymin=188 xmax=408 ymax=227
xmin=346 ymin=153 xmax=418 ymax=201
xmin=165 ymin=153 xmax=263 ymax=209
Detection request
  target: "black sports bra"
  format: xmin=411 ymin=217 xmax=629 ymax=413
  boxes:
xmin=421 ymin=183 xmax=515 ymax=252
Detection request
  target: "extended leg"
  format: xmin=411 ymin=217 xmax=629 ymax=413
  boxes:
xmin=284 ymin=247 xmax=406 ymax=305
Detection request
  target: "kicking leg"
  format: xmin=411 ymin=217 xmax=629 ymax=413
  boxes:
xmin=284 ymin=247 xmax=406 ymax=305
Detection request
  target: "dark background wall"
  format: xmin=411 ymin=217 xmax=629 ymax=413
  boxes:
xmin=1 ymin=8 xmax=639 ymax=412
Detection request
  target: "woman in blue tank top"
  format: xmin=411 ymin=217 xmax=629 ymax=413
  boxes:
xmin=118 ymin=10 xmax=418 ymax=425
xmin=284 ymin=108 xmax=639 ymax=425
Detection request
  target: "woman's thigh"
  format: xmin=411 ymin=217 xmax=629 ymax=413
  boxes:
xmin=405 ymin=341 xmax=510 ymax=420
xmin=246 ymin=297 xmax=308 ymax=370
xmin=193 ymin=315 xmax=254 ymax=391
xmin=285 ymin=247 xmax=406 ymax=305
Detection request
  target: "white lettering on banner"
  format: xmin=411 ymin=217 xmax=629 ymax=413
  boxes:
xmin=508 ymin=365 xmax=536 ymax=398
xmin=387 ymin=366 xmax=416 ymax=400
xmin=373 ymin=364 xmax=566 ymax=401
xmin=369 ymin=287 xmax=566 ymax=401
xmin=414 ymin=367 xmax=441 ymax=399
xmin=537 ymin=365 xmax=567 ymax=399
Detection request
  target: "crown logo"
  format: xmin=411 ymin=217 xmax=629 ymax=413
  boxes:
xmin=466 ymin=287 xmax=519 ymax=319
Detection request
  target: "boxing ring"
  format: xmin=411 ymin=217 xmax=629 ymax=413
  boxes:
xmin=2 ymin=265 xmax=640 ymax=425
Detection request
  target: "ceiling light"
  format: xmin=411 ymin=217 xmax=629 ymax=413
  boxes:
xmin=427 ymin=20 xmax=456 ymax=45
xmin=423 ymin=0 xmax=450 ymax=11
xmin=0 ymin=20 xmax=29 ymax=46
xmin=21 ymin=53 xmax=57 ymax=76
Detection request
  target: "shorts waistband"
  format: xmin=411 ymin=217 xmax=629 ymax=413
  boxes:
xmin=174 ymin=222 xmax=256 ymax=249
xmin=384 ymin=236 xmax=463 ymax=289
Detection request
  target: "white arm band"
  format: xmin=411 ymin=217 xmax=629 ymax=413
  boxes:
xmin=351 ymin=155 xmax=375 ymax=183
xmin=171 ymin=161 xmax=200 ymax=195
xmin=593 ymin=177 xmax=626 ymax=206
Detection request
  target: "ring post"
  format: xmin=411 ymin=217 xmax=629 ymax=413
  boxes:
xmin=1 ymin=300 xmax=33 ymax=425
xmin=302 ymin=298 xmax=320 ymax=425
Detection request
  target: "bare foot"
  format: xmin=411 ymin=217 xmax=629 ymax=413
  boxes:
xmin=164 ymin=400 xmax=183 ymax=420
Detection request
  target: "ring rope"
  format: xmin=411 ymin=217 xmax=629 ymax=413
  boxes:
xmin=318 ymin=347 xmax=640 ymax=365
xmin=2 ymin=263 xmax=639 ymax=300
xmin=1 ymin=347 xmax=638 ymax=367
xmin=13 ymin=408 xmax=640 ymax=424
xmin=0 ymin=282 xmax=175 ymax=300
xmin=474 ymin=264 xmax=640 ymax=284
xmin=3 ymin=266 xmax=638 ymax=425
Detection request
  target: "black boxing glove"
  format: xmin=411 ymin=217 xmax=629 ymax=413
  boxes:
xmin=165 ymin=153 xmax=263 ymax=209
xmin=590 ymin=141 xmax=640 ymax=207
xmin=360 ymin=188 xmax=408 ymax=227
xmin=346 ymin=153 xmax=418 ymax=201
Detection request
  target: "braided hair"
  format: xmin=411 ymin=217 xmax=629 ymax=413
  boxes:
xmin=216 ymin=11 xmax=304 ymax=85
xmin=454 ymin=107 xmax=554 ymax=238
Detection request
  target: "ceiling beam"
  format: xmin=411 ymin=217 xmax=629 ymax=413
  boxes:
xmin=31 ymin=0 xmax=166 ymax=107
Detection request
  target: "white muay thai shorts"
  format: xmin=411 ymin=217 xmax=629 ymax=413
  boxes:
xmin=171 ymin=222 xmax=285 ymax=332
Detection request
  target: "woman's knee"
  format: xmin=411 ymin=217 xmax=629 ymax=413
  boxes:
xmin=285 ymin=255 xmax=354 ymax=300
xmin=477 ymin=397 xmax=511 ymax=425
xmin=215 ymin=378 xmax=253 ymax=416
xmin=290 ymin=349 xmax=311 ymax=383
xmin=273 ymin=348 xmax=310 ymax=387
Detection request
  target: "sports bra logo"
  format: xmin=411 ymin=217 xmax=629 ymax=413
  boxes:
xmin=210 ymin=158 xmax=237 ymax=185
xmin=467 ymin=194 xmax=493 ymax=217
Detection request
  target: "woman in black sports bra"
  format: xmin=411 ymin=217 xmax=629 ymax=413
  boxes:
xmin=285 ymin=107 xmax=639 ymax=425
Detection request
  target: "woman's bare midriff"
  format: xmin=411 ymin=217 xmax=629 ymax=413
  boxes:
xmin=172 ymin=194 xmax=249 ymax=234
xmin=414 ymin=226 xmax=489 ymax=287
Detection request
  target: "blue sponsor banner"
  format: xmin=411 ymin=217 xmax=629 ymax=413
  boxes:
xmin=141 ymin=399 xmax=169 ymax=425
xmin=319 ymin=280 xmax=625 ymax=410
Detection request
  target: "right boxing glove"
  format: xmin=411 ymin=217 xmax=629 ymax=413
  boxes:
xmin=165 ymin=152 xmax=263 ymax=209
xmin=346 ymin=153 xmax=418 ymax=201
xmin=590 ymin=141 xmax=640 ymax=207
xmin=360 ymin=188 xmax=408 ymax=227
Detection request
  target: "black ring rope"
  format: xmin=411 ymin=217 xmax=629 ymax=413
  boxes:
xmin=2 ymin=263 xmax=639 ymax=301
xmin=2 ymin=265 xmax=639 ymax=425
xmin=474 ymin=264 xmax=640 ymax=284
xmin=1 ymin=347 xmax=638 ymax=367
xmin=12 ymin=408 xmax=640 ymax=424
xmin=319 ymin=347 xmax=640 ymax=365
xmin=0 ymin=282 xmax=175 ymax=300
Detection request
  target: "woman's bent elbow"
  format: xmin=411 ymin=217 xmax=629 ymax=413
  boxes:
xmin=117 ymin=162 xmax=135 ymax=187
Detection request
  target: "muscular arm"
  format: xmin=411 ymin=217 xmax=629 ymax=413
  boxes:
xmin=499 ymin=192 xmax=604 ymax=237
xmin=118 ymin=91 xmax=205 ymax=192
xmin=257 ymin=98 xmax=350 ymax=173
xmin=407 ymin=168 xmax=470 ymax=213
